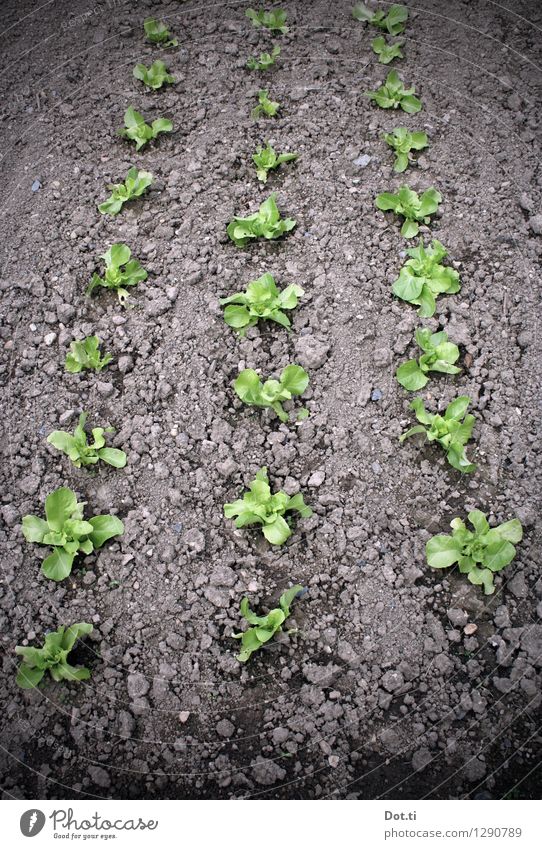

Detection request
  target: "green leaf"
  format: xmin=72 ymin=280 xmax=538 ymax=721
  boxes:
xmin=495 ymin=518 xmax=523 ymax=544
xmin=88 ymin=515 xmax=124 ymax=549
xmin=280 ymin=364 xmax=309 ymax=395
xmin=426 ymin=535 xmax=462 ymax=569
xmin=468 ymin=567 xmax=495 ymax=595
xmin=97 ymin=448 xmax=127 ymax=468
xmin=468 ymin=510 xmax=489 ymax=536
xmin=401 ymin=218 xmax=419 ymax=238
xmin=395 ymin=359 xmax=428 ymax=391
xmin=61 ymin=622 xmax=93 ymax=652
xmin=42 ymin=548 xmax=75 ymax=581
xmin=45 ymin=487 xmax=78 ymax=532
xmin=21 ymin=515 xmax=49 ymax=543
xmin=483 ymin=540 xmax=516 ymax=572
xmin=16 ymin=664 xmax=45 ymax=689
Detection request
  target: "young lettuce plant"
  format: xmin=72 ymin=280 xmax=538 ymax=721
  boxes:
xmin=246 ymin=8 xmax=289 ymax=34
xmin=366 ymin=69 xmax=421 ymax=113
xmin=86 ymin=243 xmax=147 ymax=306
xmin=371 ymin=36 xmax=404 ymax=64
xmin=224 ymin=467 xmax=312 ymax=545
xmin=392 ymin=239 xmax=460 ymax=316
xmin=47 ymin=412 xmax=127 ymax=469
xmin=426 ymin=511 xmax=523 ymax=595
xmin=15 ymin=623 xmax=93 ymax=689
xmin=247 ymin=45 xmax=280 ymax=70
xmin=352 ymin=3 xmax=408 ymax=35
xmin=133 ymin=60 xmax=175 ymax=90
xmin=227 ymin=193 xmax=296 ymax=246
xmin=251 ymin=89 xmax=280 ymax=119
xmin=220 ymin=273 xmax=303 ymax=334
xmin=400 ymin=396 xmax=476 ymax=473
xmin=384 ymin=127 xmax=428 ymax=172
xmin=118 ymin=106 xmax=172 ymax=151
xmin=22 ymin=487 xmax=124 ymax=581
xmin=252 ymin=141 xmax=298 ymax=183
xmin=375 ymin=185 xmax=441 ymax=238
xmin=234 ymin=364 xmax=309 ymax=422
xmin=65 ymin=336 xmax=112 ymax=374
xmin=98 ymin=167 xmax=153 ymax=215
xmin=143 ymin=17 xmax=178 ymax=47
xmin=233 ymin=585 xmax=303 ymax=662
xmin=396 ymin=328 xmax=460 ymax=391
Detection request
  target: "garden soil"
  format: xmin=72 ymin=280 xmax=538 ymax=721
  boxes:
xmin=0 ymin=0 xmax=541 ymax=799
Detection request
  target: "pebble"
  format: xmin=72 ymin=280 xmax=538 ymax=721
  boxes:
xmin=353 ymin=154 xmax=372 ymax=168
xmin=31 ymin=179 xmax=42 ymax=192
xmin=127 ymin=673 xmax=150 ymax=699
xmin=308 ymin=470 xmax=325 ymax=487
xmin=216 ymin=719 xmax=235 ymax=738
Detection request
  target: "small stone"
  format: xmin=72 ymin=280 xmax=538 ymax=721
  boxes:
xmin=184 ymin=528 xmax=205 ymax=553
xmin=118 ymin=355 xmax=133 ymax=373
xmin=353 ymin=154 xmax=372 ymax=168
xmin=179 ymin=711 xmax=190 ymax=723
xmin=308 ymin=469 xmax=325 ymax=487
xmin=216 ymin=719 xmax=235 ymax=738
xmin=31 ymin=179 xmax=42 ymax=192
xmin=412 ymin=747 xmax=432 ymax=772
xmin=381 ymin=670 xmax=404 ymax=692
xmin=252 ymin=758 xmax=286 ymax=786
xmin=44 ymin=332 xmax=57 ymax=346
xmin=528 ymin=214 xmax=542 ymax=235
xmin=127 ymin=673 xmax=149 ymax=699
xmin=294 ymin=335 xmax=330 ymax=369
xmin=18 ymin=474 xmax=40 ymax=495
xmin=447 ymin=608 xmax=468 ymax=627
xmin=371 ymin=388 xmax=382 ymax=401
xmin=88 ymin=765 xmax=110 ymax=788
xmin=373 ymin=348 xmax=392 ymax=367
xmin=96 ymin=381 xmax=114 ymax=397
xmin=463 ymin=623 xmax=478 ymax=636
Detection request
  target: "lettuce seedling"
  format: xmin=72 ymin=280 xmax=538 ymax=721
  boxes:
xmin=371 ymin=36 xmax=404 ymax=64
xmin=15 ymin=623 xmax=93 ymax=689
xmin=133 ymin=59 xmax=175 ymax=90
xmin=233 ymin=585 xmax=303 ymax=662
xmin=366 ymin=69 xmax=421 ymax=113
xmin=251 ymin=89 xmax=280 ymax=119
xmin=98 ymin=167 xmax=153 ymax=215
xmin=384 ymin=126 xmax=428 ymax=172
xmin=252 ymin=141 xmax=298 ymax=183
xmin=224 ymin=467 xmax=312 ymax=545
xmin=143 ymin=17 xmax=178 ymax=47
xmin=392 ymin=239 xmax=460 ymax=316
xmin=400 ymin=396 xmax=476 ymax=473
xmin=375 ymin=185 xmax=441 ymax=238
xmin=22 ymin=487 xmax=124 ymax=581
xmin=118 ymin=106 xmax=172 ymax=152
xmin=220 ymin=272 xmax=303 ymax=334
xmin=247 ymin=45 xmax=281 ymax=70
xmin=227 ymin=193 xmax=296 ymax=246
xmin=47 ymin=412 xmax=127 ymax=470
xmin=352 ymin=3 xmax=408 ymax=35
xmin=396 ymin=328 xmax=460 ymax=391
xmin=65 ymin=336 xmax=112 ymax=374
xmin=234 ymin=364 xmax=309 ymax=421
xmin=86 ymin=242 xmax=148 ymax=306
xmin=426 ymin=511 xmax=523 ymax=594
xmin=246 ymin=8 xmax=289 ymax=34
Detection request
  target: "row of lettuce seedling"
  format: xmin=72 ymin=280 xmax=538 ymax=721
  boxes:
xmin=15 ymin=6 xmax=523 ymax=687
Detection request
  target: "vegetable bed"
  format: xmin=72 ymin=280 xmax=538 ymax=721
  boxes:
xmin=0 ymin=0 xmax=540 ymax=800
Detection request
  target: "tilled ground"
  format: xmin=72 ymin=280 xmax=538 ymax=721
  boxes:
xmin=0 ymin=0 xmax=541 ymax=800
